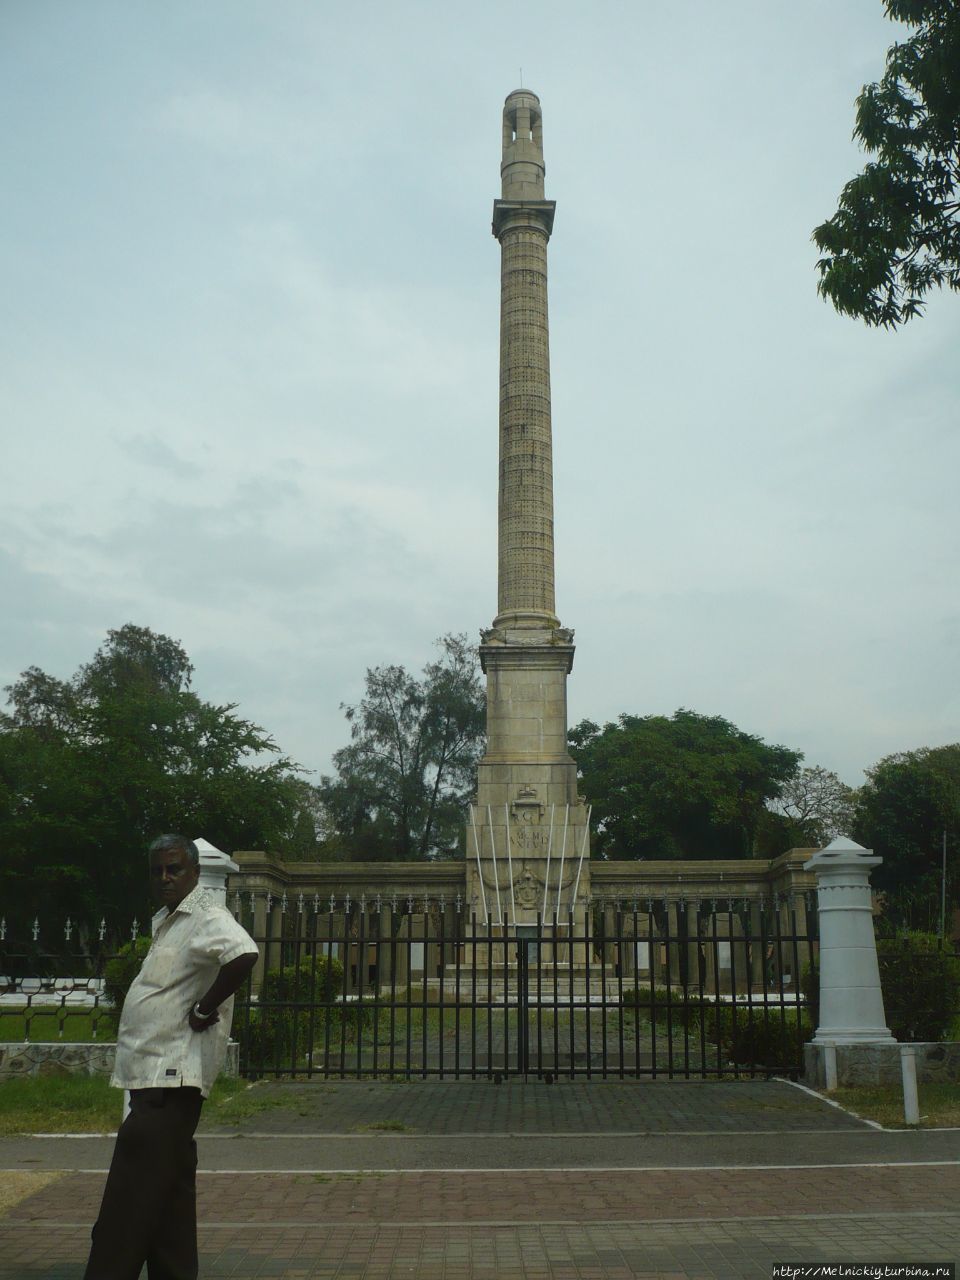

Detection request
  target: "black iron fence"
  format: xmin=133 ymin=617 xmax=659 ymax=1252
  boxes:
xmin=0 ymin=914 xmax=134 ymax=1044
xmin=0 ymin=893 xmax=821 ymax=1080
xmin=232 ymin=890 xmax=820 ymax=1081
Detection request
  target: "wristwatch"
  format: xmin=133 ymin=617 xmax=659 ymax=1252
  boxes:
xmin=192 ymin=1003 xmax=216 ymax=1021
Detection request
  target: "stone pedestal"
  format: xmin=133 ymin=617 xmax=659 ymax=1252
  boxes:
xmin=804 ymin=837 xmax=894 ymax=1046
xmin=468 ymin=749 xmax=590 ymax=930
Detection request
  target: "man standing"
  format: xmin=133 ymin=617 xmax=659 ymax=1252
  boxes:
xmin=84 ymin=835 xmax=259 ymax=1280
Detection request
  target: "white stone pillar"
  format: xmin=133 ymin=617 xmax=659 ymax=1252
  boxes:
xmin=194 ymin=837 xmax=239 ymax=907
xmin=804 ymin=837 xmax=894 ymax=1045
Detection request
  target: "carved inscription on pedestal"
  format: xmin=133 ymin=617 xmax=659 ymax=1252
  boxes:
xmin=511 ymin=787 xmax=548 ymax=851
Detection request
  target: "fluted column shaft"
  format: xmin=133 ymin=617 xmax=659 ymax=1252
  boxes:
xmin=496 ymin=210 xmax=555 ymax=622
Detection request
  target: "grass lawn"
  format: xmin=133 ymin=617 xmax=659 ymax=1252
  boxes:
xmin=0 ymin=1074 xmax=280 ymax=1135
xmin=0 ymin=1007 xmax=114 ymax=1042
xmin=826 ymin=1082 xmax=960 ymax=1129
xmin=0 ymin=1074 xmax=120 ymax=1134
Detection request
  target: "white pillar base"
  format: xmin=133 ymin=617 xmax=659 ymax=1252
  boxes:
xmin=813 ymin=1028 xmax=896 ymax=1046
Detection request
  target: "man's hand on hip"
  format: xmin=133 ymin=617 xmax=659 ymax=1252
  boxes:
xmin=188 ymin=1004 xmax=221 ymax=1032
xmin=187 ymin=953 xmax=257 ymax=1033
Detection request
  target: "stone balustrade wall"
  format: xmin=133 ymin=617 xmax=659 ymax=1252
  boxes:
xmin=0 ymin=1041 xmax=239 ymax=1080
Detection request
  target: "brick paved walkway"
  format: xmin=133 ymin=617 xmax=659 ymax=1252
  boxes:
xmin=4 ymin=1168 xmax=960 ymax=1278
xmin=2 ymin=1080 xmax=958 ymax=1278
xmin=198 ymin=1078 xmax=867 ymax=1135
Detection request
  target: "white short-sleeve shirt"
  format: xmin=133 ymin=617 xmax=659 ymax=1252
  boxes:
xmin=111 ymin=884 xmax=258 ymax=1097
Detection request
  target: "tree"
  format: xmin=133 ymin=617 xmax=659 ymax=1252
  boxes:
xmin=569 ymin=710 xmax=801 ymax=861
xmin=272 ymin=778 xmax=339 ymax=862
xmin=319 ymin=634 xmax=485 ymax=861
xmin=766 ymin=766 xmax=857 ymax=850
xmin=852 ymin=744 xmax=960 ymax=929
xmin=813 ymin=1 xmax=960 ymax=327
xmin=0 ymin=624 xmax=302 ymax=924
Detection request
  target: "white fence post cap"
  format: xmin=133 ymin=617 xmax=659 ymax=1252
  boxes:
xmin=193 ymin=839 xmax=239 ymax=907
xmin=804 ymin=835 xmax=881 ymax=871
xmin=193 ymin=837 xmax=239 ymax=873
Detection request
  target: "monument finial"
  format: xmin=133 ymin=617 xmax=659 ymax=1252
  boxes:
xmin=500 ymin=88 xmax=545 ymax=201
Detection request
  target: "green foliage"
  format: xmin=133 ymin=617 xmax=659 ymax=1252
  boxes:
xmin=853 ymin=745 xmax=960 ymax=928
xmin=320 ymin=634 xmax=485 ymax=861
xmin=102 ymin=936 xmax=152 ymax=1030
xmin=813 ymin=0 xmax=960 ymax=327
xmin=800 ymin=960 xmax=820 ymax=1031
xmin=709 ymin=1005 xmax=813 ymax=1072
xmin=624 ymin=984 xmax=703 ymax=1031
xmin=625 ymin=986 xmax=811 ymax=1069
xmin=569 ymin=709 xmax=801 ymax=860
xmin=877 ymin=931 xmax=960 ymax=1041
xmin=0 ymin=624 xmax=303 ymax=923
xmin=272 ymin=779 xmax=330 ymax=862
xmin=242 ymin=954 xmax=346 ymax=1068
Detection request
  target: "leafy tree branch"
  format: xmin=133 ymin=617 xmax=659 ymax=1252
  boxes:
xmin=813 ymin=0 xmax=960 ymax=327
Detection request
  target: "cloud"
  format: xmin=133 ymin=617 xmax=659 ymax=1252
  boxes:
xmin=151 ymin=87 xmax=320 ymax=169
xmin=155 ymin=89 xmax=252 ymax=152
xmin=119 ymin=434 xmax=197 ymax=478
xmin=0 ymin=545 xmax=128 ymax=696
xmin=4 ymin=1 xmax=960 ymax=793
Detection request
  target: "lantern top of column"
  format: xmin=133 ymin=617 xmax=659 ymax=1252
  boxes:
xmin=501 ymin=89 xmax=545 ymax=200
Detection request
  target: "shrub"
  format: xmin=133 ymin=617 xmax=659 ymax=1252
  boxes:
xmin=877 ymin=932 xmax=960 ymax=1042
xmin=725 ymin=1007 xmax=812 ymax=1071
xmin=102 ymin=936 xmax=152 ymax=1030
xmin=241 ymin=954 xmax=344 ymax=1070
xmin=703 ymin=1003 xmax=813 ymax=1072
xmin=624 ymin=984 xmax=705 ymax=1031
xmin=800 ymin=960 xmax=819 ymax=1030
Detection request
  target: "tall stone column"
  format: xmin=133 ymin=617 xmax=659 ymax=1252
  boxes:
xmin=467 ymin=90 xmax=590 ymax=931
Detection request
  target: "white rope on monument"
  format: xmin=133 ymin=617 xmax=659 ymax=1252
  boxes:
xmin=554 ymin=804 xmax=570 ymax=922
xmin=570 ymin=805 xmax=592 ymax=915
xmin=470 ymin=805 xmax=488 ymax=925
xmin=504 ymin=803 xmax=517 ymax=922
xmin=541 ymin=802 xmax=556 ymax=918
xmin=486 ymin=804 xmax=503 ymax=926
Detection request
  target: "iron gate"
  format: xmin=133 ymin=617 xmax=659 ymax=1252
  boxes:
xmin=232 ymin=891 xmax=819 ymax=1081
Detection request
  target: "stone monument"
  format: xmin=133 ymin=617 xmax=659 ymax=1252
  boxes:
xmin=466 ymin=90 xmax=591 ymax=930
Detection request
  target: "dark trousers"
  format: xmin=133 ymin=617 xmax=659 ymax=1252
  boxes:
xmin=84 ymin=1086 xmax=204 ymax=1280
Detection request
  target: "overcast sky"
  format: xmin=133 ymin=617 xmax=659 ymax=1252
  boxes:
xmin=3 ymin=2 xmax=958 ymax=791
